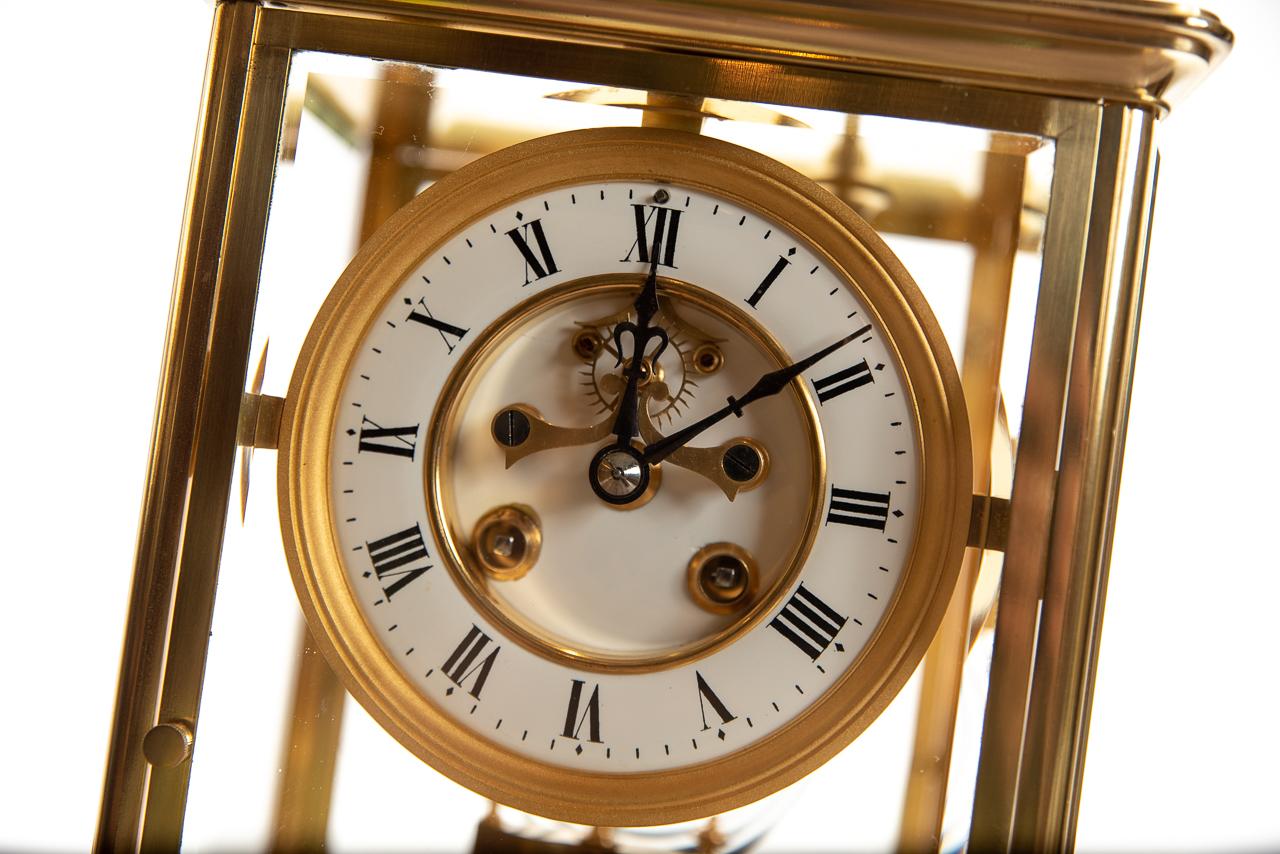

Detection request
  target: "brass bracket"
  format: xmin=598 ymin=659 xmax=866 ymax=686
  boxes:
xmin=968 ymin=494 xmax=1010 ymax=552
xmin=237 ymin=392 xmax=284 ymax=450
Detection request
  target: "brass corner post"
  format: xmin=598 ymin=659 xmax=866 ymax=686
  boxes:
xmin=96 ymin=3 xmax=290 ymax=850
xmin=969 ymin=102 xmax=1158 ymax=852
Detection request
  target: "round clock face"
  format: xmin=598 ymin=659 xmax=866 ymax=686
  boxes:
xmin=279 ymin=128 xmax=971 ymax=826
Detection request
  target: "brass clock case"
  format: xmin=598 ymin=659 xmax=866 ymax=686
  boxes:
xmin=277 ymin=127 xmax=972 ymax=826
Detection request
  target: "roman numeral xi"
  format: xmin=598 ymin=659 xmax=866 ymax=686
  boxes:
xmin=506 ymin=218 xmax=560 ymax=285
xmin=365 ymin=523 xmax=432 ymax=600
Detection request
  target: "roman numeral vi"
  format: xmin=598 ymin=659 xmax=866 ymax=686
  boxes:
xmin=561 ymin=679 xmax=602 ymax=743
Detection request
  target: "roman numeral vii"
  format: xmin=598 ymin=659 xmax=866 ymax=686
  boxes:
xmin=441 ymin=625 xmax=499 ymax=700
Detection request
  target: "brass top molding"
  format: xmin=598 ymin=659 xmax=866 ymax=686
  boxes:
xmin=275 ymin=0 xmax=1232 ymax=112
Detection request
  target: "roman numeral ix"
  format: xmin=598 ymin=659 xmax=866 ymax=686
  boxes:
xmin=357 ymin=416 xmax=418 ymax=459
xmin=561 ymin=679 xmax=602 ymax=744
xmin=621 ymin=204 xmax=681 ymax=268
xmin=441 ymin=625 xmax=500 ymax=700
xmin=506 ymin=218 xmax=560 ymax=285
xmin=365 ymin=523 xmax=432 ymax=600
xmin=827 ymin=486 xmax=891 ymax=531
xmin=770 ymin=583 xmax=848 ymax=660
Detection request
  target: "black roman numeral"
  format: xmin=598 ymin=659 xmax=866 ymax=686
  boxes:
xmin=745 ymin=249 xmax=795 ymax=308
xmin=695 ymin=672 xmax=736 ymax=731
xmin=506 ymin=219 xmax=560 ymax=285
xmin=357 ymin=416 xmax=418 ymax=459
xmin=811 ymin=358 xmax=873 ymax=403
xmin=365 ymin=523 xmax=431 ymax=600
xmin=406 ymin=297 xmax=469 ymax=355
xmin=441 ymin=625 xmax=499 ymax=700
xmin=621 ymin=204 xmax=681 ymax=268
xmin=770 ymin=583 xmax=847 ymax=660
xmin=561 ymin=679 xmax=602 ymax=743
xmin=827 ymin=486 xmax=891 ymax=531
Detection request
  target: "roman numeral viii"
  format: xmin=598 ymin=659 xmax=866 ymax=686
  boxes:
xmin=506 ymin=219 xmax=560 ymax=285
xmin=561 ymin=679 xmax=602 ymax=743
xmin=770 ymin=583 xmax=847 ymax=660
xmin=441 ymin=625 xmax=499 ymax=700
xmin=357 ymin=416 xmax=418 ymax=459
xmin=365 ymin=523 xmax=431 ymax=600
xmin=827 ymin=486 xmax=891 ymax=531
xmin=621 ymin=204 xmax=681 ymax=268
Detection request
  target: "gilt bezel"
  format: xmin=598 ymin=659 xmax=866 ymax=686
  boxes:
xmin=278 ymin=127 xmax=971 ymax=826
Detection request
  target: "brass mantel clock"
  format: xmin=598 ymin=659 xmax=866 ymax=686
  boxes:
xmin=98 ymin=1 xmax=1231 ymax=852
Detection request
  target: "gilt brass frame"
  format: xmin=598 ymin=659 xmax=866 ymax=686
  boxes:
xmin=98 ymin=0 xmax=1226 ymax=850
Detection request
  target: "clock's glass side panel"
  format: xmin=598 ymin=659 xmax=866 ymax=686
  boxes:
xmin=179 ymin=51 xmax=1051 ymax=852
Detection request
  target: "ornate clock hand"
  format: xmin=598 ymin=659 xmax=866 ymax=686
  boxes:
xmin=643 ymin=323 xmax=871 ymax=465
xmin=606 ymin=215 xmax=669 ymax=447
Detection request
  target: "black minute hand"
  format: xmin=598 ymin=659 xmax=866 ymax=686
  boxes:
xmin=641 ymin=323 xmax=871 ymax=465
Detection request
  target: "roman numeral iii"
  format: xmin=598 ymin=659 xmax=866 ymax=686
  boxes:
xmin=621 ymin=204 xmax=681 ymax=267
xmin=827 ymin=487 xmax=891 ymax=531
xmin=561 ymin=679 xmax=602 ymax=743
xmin=506 ymin=218 xmax=560 ymax=285
xmin=365 ymin=523 xmax=432 ymax=600
xmin=770 ymin=583 xmax=847 ymax=660
xmin=441 ymin=625 xmax=500 ymax=700
xmin=357 ymin=416 xmax=418 ymax=459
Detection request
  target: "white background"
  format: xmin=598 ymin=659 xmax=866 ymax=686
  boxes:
xmin=1 ymin=1 xmax=1276 ymax=851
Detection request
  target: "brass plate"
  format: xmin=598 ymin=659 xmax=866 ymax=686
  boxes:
xmin=278 ymin=127 xmax=971 ymax=826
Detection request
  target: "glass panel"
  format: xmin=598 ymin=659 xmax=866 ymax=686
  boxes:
xmin=182 ymin=51 xmax=1052 ymax=852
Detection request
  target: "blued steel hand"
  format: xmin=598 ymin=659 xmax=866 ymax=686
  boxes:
xmin=606 ymin=216 xmax=669 ymax=447
xmin=642 ymin=324 xmax=871 ymax=464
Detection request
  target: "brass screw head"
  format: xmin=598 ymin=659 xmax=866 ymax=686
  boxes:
xmin=571 ymin=329 xmax=604 ymax=362
xmin=143 ymin=720 xmax=194 ymax=768
xmin=691 ymin=343 xmax=724 ymax=375
xmin=472 ymin=505 xmax=542 ymax=581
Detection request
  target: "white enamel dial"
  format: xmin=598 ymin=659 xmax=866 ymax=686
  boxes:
xmin=281 ymin=128 xmax=969 ymax=825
